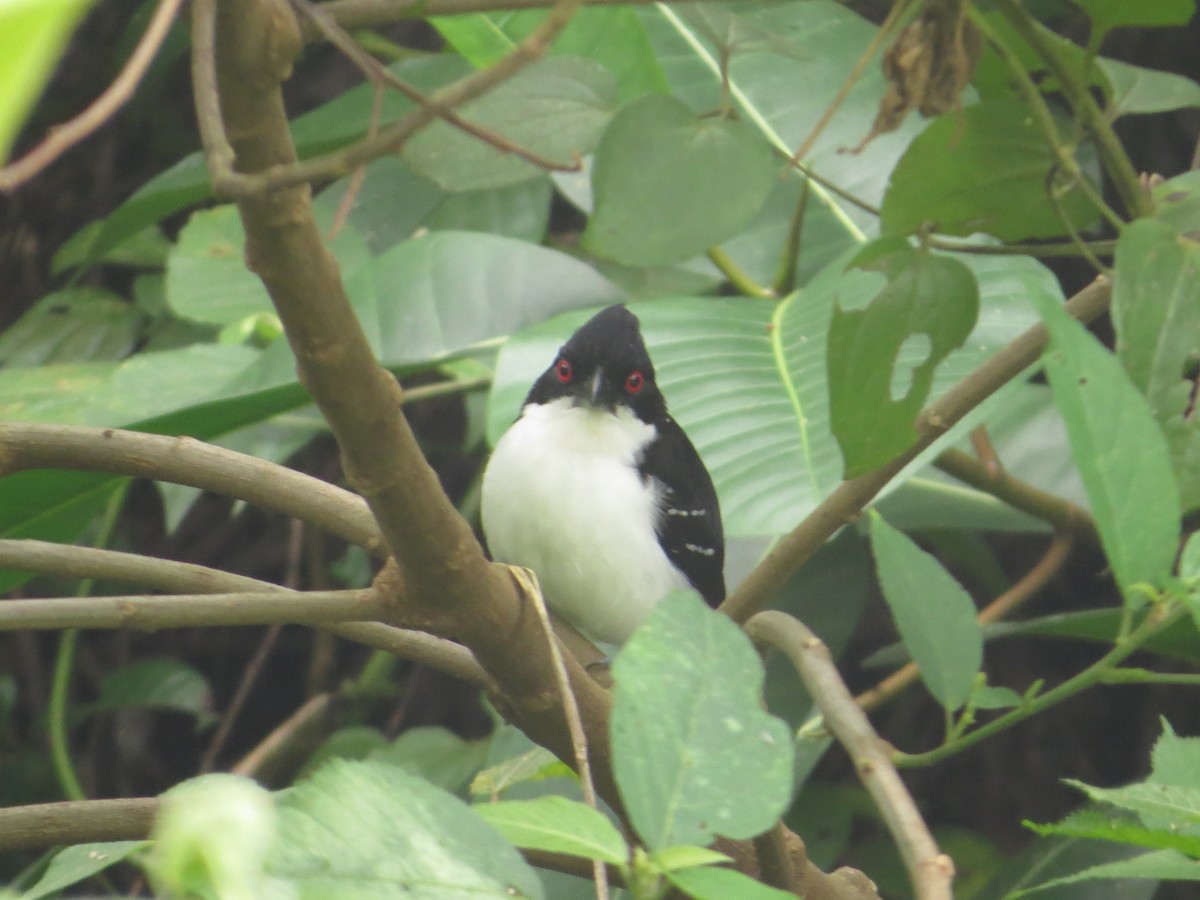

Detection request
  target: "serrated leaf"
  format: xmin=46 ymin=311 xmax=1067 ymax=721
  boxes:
xmin=20 ymin=841 xmax=148 ymax=900
xmin=1027 ymin=808 xmax=1200 ymax=859
xmin=611 ymin=592 xmax=793 ymax=850
xmin=473 ymin=797 xmax=628 ymax=865
xmin=582 ymin=94 xmax=777 ymax=266
xmin=666 ymin=864 xmax=798 ymax=899
xmin=1029 ymin=288 xmax=1182 ymax=602
xmin=868 ymin=511 xmax=982 ymax=711
xmin=1150 ymin=720 xmax=1200 ymax=788
xmin=1111 ymin=219 xmax=1200 ymax=513
xmin=828 ymin=240 xmax=979 ymax=477
xmin=1010 ymin=848 xmax=1200 ymax=897
xmin=1066 ymin=779 xmax=1200 ymax=835
xmin=270 ymin=759 xmax=542 ymax=897
xmin=882 ymin=99 xmax=1098 ymax=241
xmin=404 ymin=57 xmax=616 ymax=192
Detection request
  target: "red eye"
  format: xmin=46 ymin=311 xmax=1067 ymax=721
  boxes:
xmin=554 ymin=357 xmax=573 ymax=383
xmin=625 ymin=371 xmax=645 ymax=394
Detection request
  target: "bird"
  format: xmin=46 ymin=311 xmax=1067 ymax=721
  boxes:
xmin=481 ymin=304 xmax=725 ymax=646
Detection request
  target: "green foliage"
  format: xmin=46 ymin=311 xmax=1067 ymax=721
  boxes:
xmin=1019 ymin=720 xmax=1200 ymax=894
xmin=869 ymin=511 xmax=983 ymax=712
xmin=3 ymin=0 xmax=1200 ymax=897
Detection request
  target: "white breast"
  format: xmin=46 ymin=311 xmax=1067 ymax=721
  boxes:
xmin=481 ymin=399 xmax=688 ymax=645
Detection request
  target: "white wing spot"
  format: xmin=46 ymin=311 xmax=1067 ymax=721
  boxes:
xmin=685 ymin=543 xmax=715 ymax=556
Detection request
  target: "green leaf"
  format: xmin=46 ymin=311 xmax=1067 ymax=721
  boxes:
xmin=650 ymin=845 xmax=731 ymax=872
xmin=1097 ymin=57 xmax=1200 ymax=119
xmin=868 ymin=511 xmax=983 ymax=711
xmin=970 ymin=684 xmax=1023 ymax=711
xmin=84 ymin=659 xmax=216 ymax=729
xmin=881 ymin=99 xmax=1098 ymax=241
xmin=611 ymin=592 xmax=793 ymax=850
xmin=472 ymin=797 xmax=628 ymax=865
xmin=269 ymin=759 xmax=542 ymax=897
xmin=0 ymin=0 xmax=93 ymax=161
xmin=489 ymin=255 xmax=1047 ymax=536
xmin=983 ymin=609 xmax=1200 ymax=667
xmin=666 ymin=865 xmax=798 ymax=899
xmin=470 ymin=746 xmax=570 ymax=799
xmin=404 ymin=57 xmax=616 ymax=191
xmin=1071 ymin=0 xmax=1195 ymax=47
xmin=1150 ymin=719 xmax=1200 ymax=787
xmin=0 ymin=288 xmax=143 ymax=368
xmin=641 ymin=0 xmax=927 ymax=238
xmin=828 ymin=240 xmax=979 ymax=477
xmin=1066 ymin=780 xmax=1200 ymax=833
xmin=433 ymin=7 xmax=668 ymax=104
xmin=1111 ymin=219 xmax=1200 ymax=513
xmin=1151 ymin=169 xmax=1200 ymax=237
xmin=582 ymin=94 xmax=777 ymax=266
xmin=1029 ymin=288 xmax=1182 ymax=601
xmin=370 ymin=725 xmax=490 ymax=795
xmin=1027 ymin=808 xmax=1200 ymax=858
xmin=1010 ymin=848 xmax=1200 ymax=896
xmin=20 ymin=841 xmax=148 ymax=900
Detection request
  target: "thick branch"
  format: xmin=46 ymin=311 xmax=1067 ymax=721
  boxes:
xmin=746 ymin=612 xmax=953 ymax=900
xmin=197 ymin=0 xmax=616 ymax=802
xmin=720 ymin=275 xmax=1112 ymax=625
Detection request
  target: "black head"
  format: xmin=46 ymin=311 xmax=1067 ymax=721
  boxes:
xmin=525 ymin=305 xmax=667 ymax=422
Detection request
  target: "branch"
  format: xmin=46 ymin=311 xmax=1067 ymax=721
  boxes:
xmin=0 ymin=423 xmax=384 ymax=556
xmin=193 ymin=0 xmax=585 ymax=197
xmin=0 ymin=798 xmax=157 ymax=852
xmin=0 ymin=0 xmax=186 ymax=191
xmin=0 ymin=589 xmax=382 ymax=631
xmin=0 ymin=539 xmax=489 ymax=688
xmin=197 ymin=0 xmax=618 ymax=806
xmin=745 ymin=612 xmax=954 ymax=900
xmin=934 ymin=448 xmax=1100 ymax=547
xmin=719 ymin=275 xmax=1113 ymax=625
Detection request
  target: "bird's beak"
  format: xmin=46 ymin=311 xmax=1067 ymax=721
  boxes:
xmin=588 ymin=369 xmax=604 ymax=406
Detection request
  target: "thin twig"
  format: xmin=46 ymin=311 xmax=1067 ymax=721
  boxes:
xmin=508 ymin=566 xmax=608 ymax=899
xmin=707 ymin=246 xmax=774 ymax=298
xmin=855 ymin=531 xmax=1074 ymax=713
xmin=294 ymin=0 xmax=580 ymax=174
xmin=745 ymin=612 xmax=954 ymax=900
xmin=0 ymin=539 xmax=490 ymax=688
xmin=194 ymin=0 xmax=585 ymax=197
xmin=0 ymin=0 xmax=186 ymax=191
xmin=789 ymin=0 xmax=912 ymax=165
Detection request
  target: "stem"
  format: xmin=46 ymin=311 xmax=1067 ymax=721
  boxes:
xmin=706 ymin=246 xmax=774 ymax=298
xmin=894 ymin=603 xmax=1188 ymax=767
xmin=772 ymin=174 xmax=810 ymax=297
xmin=991 ymin=0 xmax=1149 ymax=218
xmin=1099 ymin=668 xmax=1200 ymax=686
xmin=48 ymin=630 xmax=86 ymax=801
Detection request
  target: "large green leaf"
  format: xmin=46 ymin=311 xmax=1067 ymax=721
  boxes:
xmin=0 ymin=288 xmax=143 ymax=367
xmin=269 ymin=759 xmax=543 ymax=897
xmin=869 ymin=511 xmax=983 ymax=711
xmin=433 ymin=6 xmax=668 ymax=104
xmin=1029 ymin=289 xmax=1181 ymax=602
xmin=489 ymin=253 xmax=1051 ymax=536
xmin=640 ymin=0 xmax=926 ymax=239
xmin=81 ymin=659 xmax=216 ymax=729
xmin=828 ymin=240 xmax=979 ymax=477
xmin=1096 ymin=57 xmax=1200 ymax=119
xmin=404 ymin=57 xmax=616 ymax=192
xmin=0 ymin=0 xmax=93 ymax=161
xmin=19 ymin=841 xmax=149 ymax=900
xmin=611 ymin=592 xmax=792 ymax=850
xmin=882 ymin=99 xmax=1098 ymax=241
xmin=581 ymin=93 xmax=777 ymax=266
xmin=1111 ymin=219 xmax=1200 ymax=513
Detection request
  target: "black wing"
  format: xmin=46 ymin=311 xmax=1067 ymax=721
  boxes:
xmin=638 ymin=415 xmax=725 ymax=607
